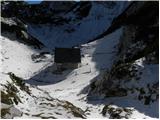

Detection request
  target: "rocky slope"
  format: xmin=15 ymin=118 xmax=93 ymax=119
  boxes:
xmin=1 ymin=73 xmax=86 ymax=119
xmin=1 ymin=17 xmax=44 ymax=49
xmin=87 ymin=1 xmax=159 ymax=118
xmin=0 ymin=34 xmax=86 ymax=119
xmin=1 ymin=1 xmax=129 ymax=49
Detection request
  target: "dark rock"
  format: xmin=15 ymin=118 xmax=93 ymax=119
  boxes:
xmin=102 ymin=105 xmax=133 ymax=118
xmin=1 ymin=17 xmax=44 ymax=49
xmin=105 ymin=88 xmax=127 ymax=97
xmin=144 ymin=95 xmax=151 ymax=105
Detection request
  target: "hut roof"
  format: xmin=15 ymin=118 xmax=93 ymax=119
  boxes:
xmin=55 ymin=48 xmax=81 ymax=63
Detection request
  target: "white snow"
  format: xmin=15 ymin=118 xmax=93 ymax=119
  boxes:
xmin=1 ymin=26 xmax=159 ymax=118
xmin=1 ymin=12 xmax=158 ymax=119
xmin=0 ymin=34 xmax=52 ymax=83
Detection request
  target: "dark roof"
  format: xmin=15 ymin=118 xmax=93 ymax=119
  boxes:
xmin=55 ymin=48 xmax=81 ymax=63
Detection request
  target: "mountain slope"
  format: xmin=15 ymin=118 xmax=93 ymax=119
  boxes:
xmin=1 ymin=1 xmax=158 ymax=119
xmin=1 ymin=27 xmax=158 ymax=118
xmin=27 ymin=1 xmax=129 ymax=49
xmin=0 ymin=35 xmax=86 ymax=119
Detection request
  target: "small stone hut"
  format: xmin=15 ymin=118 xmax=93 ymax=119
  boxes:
xmin=55 ymin=47 xmax=81 ymax=70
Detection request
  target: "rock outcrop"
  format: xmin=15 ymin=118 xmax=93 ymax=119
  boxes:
xmin=88 ymin=1 xmax=159 ymax=102
xmin=1 ymin=17 xmax=44 ymax=48
xmin=0 ymin=73 xmax=86 ymax=119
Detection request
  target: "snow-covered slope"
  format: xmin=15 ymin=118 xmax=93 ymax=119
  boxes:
xmin=0 ymin=35 xmax=86 ymax=119
xmin=1 ymin=28 xmax=123 ymax=118
xmin=1 ymin=1 xmax=158 ymax=119
xmin=28 ymin=2 xmax=129 ymax=49
xmin=1 ymin=27 xmax=158 ymax=118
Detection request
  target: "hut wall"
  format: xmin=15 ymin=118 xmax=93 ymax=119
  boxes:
xmin=56 ymin=63 xmax=80 ymax=70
